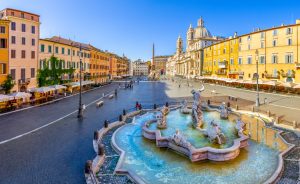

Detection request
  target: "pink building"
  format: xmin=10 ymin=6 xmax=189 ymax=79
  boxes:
xmin=0 ymin=8 xmax=40 ymax=92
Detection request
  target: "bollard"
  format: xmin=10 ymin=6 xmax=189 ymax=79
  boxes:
xmin=227 ymin=102 xmax=230 ymax=108
xmin=267 ymin=110 xmax=271 ymax=117
xmin=165 ymin=102 xmax=169 ymax=107
xmin=104 ymin=120 xmax=108 ymax=128
xmin=94 ymin=131 xmax=99 ymax=140
xmin=119 ymin=114 xmax=123 ymax=121
xmin=252 ymin=106 xmax=255 ymax=112
xmin=154 ymin=104 xmax=157 ymax=110
xmin=207 ymin=99 xmax=210 ymax=105
xmin=275 ymin=117 xmax=279 ymax=124
xmin=123 ymin=109 xmax=126 ymax=116
xmin=98 ymin=144 xmax=105 ymax=156
xmin=235 ymin=104 xmax=238 ymax=110
xmin=85 ymin=160 xmax=92 ymax=174
xmin=293 ymin=121 xmax=297 ymax=129
xmin=115 ymin=89 xmax=118 ymax=96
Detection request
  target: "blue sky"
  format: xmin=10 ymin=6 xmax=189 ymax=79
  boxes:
xmin=1 ymin=0 xmax=300 ymax=61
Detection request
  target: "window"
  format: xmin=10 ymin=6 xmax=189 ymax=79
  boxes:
xmin=271 ymin=55 xmax=278 ymax=64
xmin=68 ymin=49 xmax=71 ymax=55
xmin=31 ymin=26 xmax=35 ymax=34
xmin=259 ymin=56 xmax=265 ymax=64
xmin=31 ymin=68 xmax=35 ymax=78
xmin=48 ymin=45 xmax=52 ymax=53
xmin=261 ymin=32 xmax=265 ymax=39
xmin=247 ymin=56 xmax=252 ymax=64
xmin=21 ymin=13 xmax=25 ymax=18
xmin=286 ymin=27 xmax=292 ymax=35
xmin=238 ymin=57 xmax=242 ymax=65
xmin=73 ymin=50 xmax=75 ymax=56
xmin=62 ymin=47 xmax=65 ymax=54
xmin=272 ymin=40 xmax=277 ymax=47
xmin=247 ymin=35 xmax=251 ymax=41
xmin=31 ymin=51 xmax=35 ymax=59
xmin=223 ymin=48 xmax=226 ymax=54
xmin=261 ymin=41 xmax=264 ymax=48
xmin=11 ymin=12 xmax=15 ymax=16
xmin=285 ymin=53 xmax=294 ymax=64
xmin=230 ymin=58 xmax=234 ymax=65
xmin=55 ymin=47 xmax=59 ymax=54
xmin=39 ymin=60 xmax=44 ymax=69
xmin=21 ymin=24 xmax=26 ymax=32
xmin=11 ymin=36 xmax=16 ymax=44
xmin=21 ymin=37 xmax=26 ymax=45
xmin=11 ymin=22 xmax=16 ymax=30
xmin=32 ymin=39 xmax=35 ymax=46
xmin=11 ymin=50 xmax=16 ymax=58
xmin=21 ymin=50 xmax=26 ymax=59
xmin=0 ymin=63 xmax=7 ymax=74
xmin=10 ymin=69 xmax=16 ymax=80
xmin=0 ymin=26 xmax=5 ymax=33
xmin=288 ymin=38 xmax=292 ymax=46
xmin=41 ymin=44 xmax=45 ymax=52
xmin=273 ymin=30 xmax=278 ymax=36
xmin=21 ymin=68 xmax=25 ymax=80
xmin=248 ymin=44 xmax=251 ymax=50
xmin=239 ymin=38 xmax=242 ymax=43
xmin=0 ymin=38 xmax=7 ymax=48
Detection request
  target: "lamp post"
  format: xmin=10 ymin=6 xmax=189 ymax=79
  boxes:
xmin=78 ymin=45 xmax=83 ymax=118
xmin=255 ymin=49 xmax=260 ymax=107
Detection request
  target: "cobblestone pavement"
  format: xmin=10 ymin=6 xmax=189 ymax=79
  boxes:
xmin=97 ymin=127 xmax=135 ymax=184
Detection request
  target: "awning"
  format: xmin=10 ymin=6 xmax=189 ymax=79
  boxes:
xmin=28 ymin=87 xmax=54 ymax=93
xmin=0 ymin=94 xmax=14 ymax=102
xmin=9 ymin=92 xmax=32 ymax=99
xmin=49 ymin=85 xmax=67 ymax=90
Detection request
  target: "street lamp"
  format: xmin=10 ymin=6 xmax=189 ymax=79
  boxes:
xmin=255 ymin=49 xmax=260 ymax=107
xmin=78 ymin=45 xmax=83 ymax=118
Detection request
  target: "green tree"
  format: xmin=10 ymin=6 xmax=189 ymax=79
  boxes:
xmin=2 ymin=74 xmax=15 ymax=94
xmin=37 ymin=55 xmax=75 ymax=87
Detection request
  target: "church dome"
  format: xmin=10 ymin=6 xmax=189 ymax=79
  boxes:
xmin=193 ymin=17 xmax=212 ymax=39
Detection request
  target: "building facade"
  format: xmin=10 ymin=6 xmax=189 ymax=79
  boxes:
xmin=109 ymin=54 xmax=129 ymax=79
xmin=89 ymin=46 xmax=110 ymax=83
xmin=132 ymin=59 xmax=149 ymax=76
xmin=0 ymin=8 xmax=40 ymax=92
xmin=167 ymin=17 xmax=224 ymax=78
xmin=152 ymin=55 xmax=169 ymax=75
xmin=0 ymin=19 xmax=9 ymax=84
xmin=168 ymin=18 xmax=300 ymax=83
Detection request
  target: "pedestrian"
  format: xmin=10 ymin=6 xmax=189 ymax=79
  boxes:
xmin=139 ymin=104 xmax=142 ymax=110
xmin=135 ymin=102 xmax=139 ymax=110
xmin=179 ymin=84 xmax=181 ymax=88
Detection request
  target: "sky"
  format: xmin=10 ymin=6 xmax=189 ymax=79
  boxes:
xmin=1 ymin=0 xmax=300 ymax=61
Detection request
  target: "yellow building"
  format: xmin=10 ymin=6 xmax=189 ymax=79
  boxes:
xmin=202 ymin=20 xmax=300 ymax=83
xmin=39 ymin=36 xmax=91 ymax=83
xmin=0 ymin=19 xmax=9 ymax=85
xmin=89 ymin=46 xmax=110 ymax=83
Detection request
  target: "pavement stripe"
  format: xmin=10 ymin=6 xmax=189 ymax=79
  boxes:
xmin=269 ymin=104 xmax=300 ymax=111
xmin=0 ymin=90 xmax=114 ymax=145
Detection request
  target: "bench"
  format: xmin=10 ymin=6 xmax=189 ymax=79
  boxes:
xmin=96 ymin=101 xmax=104 ymax=107
xmin=108 ymin=94 xmax=114 ymax=99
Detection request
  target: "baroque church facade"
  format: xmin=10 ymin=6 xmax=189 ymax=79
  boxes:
xmin=167 ymin=17 xmax=224 ymax=78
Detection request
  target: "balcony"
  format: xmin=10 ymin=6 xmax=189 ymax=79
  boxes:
xmin=202 ymin=71 xmax=212 ymax=75
xmin=18 ymin=78 xmax=30 ymax=85
xmin=215 ymin=70 xmax=227 ymax=75
xmin=218 ymin=61 xmax=228 ymax=69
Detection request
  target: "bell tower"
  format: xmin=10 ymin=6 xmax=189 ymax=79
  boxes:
xmin=187 ymin=24 xmax=194 ymax=51
xmin=176 ymin=35 xmax=183 ymax=55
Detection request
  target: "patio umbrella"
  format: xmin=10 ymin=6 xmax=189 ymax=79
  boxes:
xmin=49 ymin=85 xmax=67 ymax=90
xmin=0 ymin=94 xmax=14 ymax=102
xmin=30 ymin=87 xmax=54 ymax=93
xmin=278 ymin=82 xmax=295 ymax=88
xmin=9 ymin=92 xmax=32 ymax=99
xmin=293 ymin=84 xmax=300 ymax=89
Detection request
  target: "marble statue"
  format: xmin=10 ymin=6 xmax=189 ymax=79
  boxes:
xmin=235 ymin=118 xmax=246 ymax=137
xmin=156 ymin=106 xmax=169 ymax=129
xmin=206 ymin=120 xmax=226 ymax=145
xmin=219 ymin=102 xmax=229 ymax=119
xmin=180 ymin=100 xmax=191 ymax=114
xmin=169 ymin=129 xmax=192 ymax=149
xmin=191 ymin=85 xmax=205 ymax=128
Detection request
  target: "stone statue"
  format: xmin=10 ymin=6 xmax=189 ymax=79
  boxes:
xmin=191 ymin=85 xmax=205 ymax=128
xmin=180 ymin=100 xmax=191 ymax=114
xmin=206 ymin=120 xmax=226 ymax=145
xmin=169 ymin=129 xmax=192 ymax=149
xmin=219 ymin=102 xmax=229 ymax=119
xmin=156 ymin=106 xmax=169 ymax=129
xmin=235 ymin=118 xmax=246 ymax=137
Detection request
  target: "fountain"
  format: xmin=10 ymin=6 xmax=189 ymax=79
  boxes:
xmin=219 ymin=102 xmax=229 ymax=119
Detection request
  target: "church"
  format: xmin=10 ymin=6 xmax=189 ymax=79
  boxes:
xmin=166 ymin=17 xmax=224 ymax=78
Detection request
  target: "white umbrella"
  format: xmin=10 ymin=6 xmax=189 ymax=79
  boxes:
xmin=49 ymin=85 xmax=67 ymax=90
xmin=293 ymin=84 xmax=300 ymax=89
xmin=0 ymin=94 xmax=14 ymax=102
xmin=30 ymin=87 xmax=54 ymax=93
xmin=9 ymin=92 xmax=32 ymax=99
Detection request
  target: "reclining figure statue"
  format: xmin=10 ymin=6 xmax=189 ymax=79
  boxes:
xmin=206 ymin=120 xmax=226 ymax=145
xmin=169 ymin=129 xmax=192 ymax=149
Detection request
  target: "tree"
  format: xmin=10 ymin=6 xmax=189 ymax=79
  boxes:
xmin=37 ymin=55 xmax=75 ymax=87
xmin=2 ymin=75 xmax=15 ymax=94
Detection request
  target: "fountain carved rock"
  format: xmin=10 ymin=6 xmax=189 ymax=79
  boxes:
xmin=191 ymin=86 xmax=205 ymax=128
xmin=204 ymin=120 xmax=226 ymax=145
xmin=156 ymin=106 xmax=169 ymax=129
